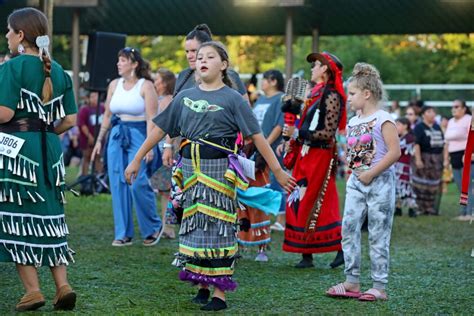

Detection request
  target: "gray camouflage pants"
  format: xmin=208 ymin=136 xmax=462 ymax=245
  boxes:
xmin=342 ymin=170 xmax=395 ymax=290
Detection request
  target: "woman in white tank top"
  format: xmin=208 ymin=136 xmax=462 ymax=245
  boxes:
xmin=91 ymin=47 xmax=163 ymax=246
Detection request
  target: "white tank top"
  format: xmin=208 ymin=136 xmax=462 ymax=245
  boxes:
xmin=109 ymin=78 xmax=146 ymax=116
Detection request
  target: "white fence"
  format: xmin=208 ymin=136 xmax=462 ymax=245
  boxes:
xmin=240 ymin=73 xmax=474 ymax=107
xmin=384 ymin=84 xmax=474 ymax=107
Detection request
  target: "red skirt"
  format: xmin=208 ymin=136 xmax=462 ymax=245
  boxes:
xmin=283 ymin=147 xmax=342 ymax=254
xmin=238 ymin=168 xmax=271 ymax=247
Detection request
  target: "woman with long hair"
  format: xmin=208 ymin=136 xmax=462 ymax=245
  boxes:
xmin=282 ymin=52 xmax=346 ymax=269
xmin=91 ymin=47 xmax=162 ymax=246
xmin=0 ymin=7 xmax=77 ymax=311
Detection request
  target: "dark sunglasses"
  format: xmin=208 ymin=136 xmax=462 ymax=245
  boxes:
xmin=122 ymin=47 xmax=139 ymax=61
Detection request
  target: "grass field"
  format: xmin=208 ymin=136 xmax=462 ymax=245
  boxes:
xmin=0 ymin=170 xmax=473 ymax=314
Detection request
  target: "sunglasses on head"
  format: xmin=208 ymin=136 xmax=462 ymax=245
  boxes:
xmin=123 ymin=47 xmax=139 ymax=60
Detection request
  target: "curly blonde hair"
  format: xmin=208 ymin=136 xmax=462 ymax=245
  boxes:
xmin=348 ymin=63 xmax=386 ymax=103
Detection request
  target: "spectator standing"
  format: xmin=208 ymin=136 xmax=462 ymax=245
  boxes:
xmin=412 ymin=106 xmax=445 ymax=215
xmin=394 ymin=117 xmax=417 ymax=217
xmin=150 ymin=68 xmax=177 ymax=238
xmin=77 ymin=91 xmax=104 ymax=176
xmin=91 ymin=47 xmax=163 ymax=247
xmin=444 ymin=99 xmax=473 ymax=220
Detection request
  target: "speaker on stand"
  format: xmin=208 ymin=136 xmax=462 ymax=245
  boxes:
xmin=68 ymin=32 xmax=126 ymax=195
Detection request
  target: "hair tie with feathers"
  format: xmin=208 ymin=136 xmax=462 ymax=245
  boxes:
xmin=36 ymin=35 xmax=50 ymax=61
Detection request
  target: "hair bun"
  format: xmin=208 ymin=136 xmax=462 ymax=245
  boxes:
xmin=352 ymin=62 xmax=380 ymax=79
xmin=194 ymin=24 xmax=212 ymax=37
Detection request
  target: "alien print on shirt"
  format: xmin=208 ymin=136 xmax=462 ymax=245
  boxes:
xmin=183 ymin=97 xmax=223 ymax=113
xmin=346 ymin=118 xmax=377 ymax=171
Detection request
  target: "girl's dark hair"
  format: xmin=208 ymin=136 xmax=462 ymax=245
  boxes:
xmin=156 ymin=68 xmax=176 ymax=96
xmin=186 ymin=24 xmax=213 ymax=43
xmin=197 ymin=41 xmax=235 ymax=89
xmin=454 ymin=98 xmax=471 ymax=115
xmin=263 ymin=69 xmax=284 ymax=92
xmin=420 ymin=105 xmax=435 ymax=116
xmin=8 ymin=7 xmax=52 ymax=102
xmin=118 ymin=47 xmax=152 ymax=81
xmin=396 ymin=117 xmax=411 ymax=131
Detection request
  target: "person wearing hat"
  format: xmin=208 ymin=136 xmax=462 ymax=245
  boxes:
xmin=282 ymin=51 xmax=346 ymax=268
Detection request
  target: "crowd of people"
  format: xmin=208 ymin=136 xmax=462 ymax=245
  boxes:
xmin=387 ymin=98 xmax=473 ymax=219
xmin=0 ymin=7 xmax=472 ymax=313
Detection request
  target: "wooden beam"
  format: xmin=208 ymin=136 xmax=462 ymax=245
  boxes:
xmin=72 ymin=8 xmax=80 ymax=103
xmin=285 ymin=8 xmax=293 ymax=82
xmin=39 ymin=0 xmax=54 ymax=53
xmin=312 ymin=28 xmax=319 ymax=53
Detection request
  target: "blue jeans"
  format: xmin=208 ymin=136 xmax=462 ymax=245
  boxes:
xmin=107 ymin=124 xmax=162 ymax=240
xmin=452 ymin=164 xmax=474 ymax=216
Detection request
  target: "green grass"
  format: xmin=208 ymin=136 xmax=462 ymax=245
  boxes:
xmin=1 ymin=170 xmax=473 ymax=314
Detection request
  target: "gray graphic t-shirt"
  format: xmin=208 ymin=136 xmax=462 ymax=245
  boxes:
xmin=154 ymin=86 xmax=260 ymax=141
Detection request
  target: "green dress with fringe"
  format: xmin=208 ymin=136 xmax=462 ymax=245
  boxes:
xmin=0 ymin=55 xmax=77 ymax=267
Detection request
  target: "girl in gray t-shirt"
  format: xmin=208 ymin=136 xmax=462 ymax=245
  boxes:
xmin=125 ymin=41 xmax=295 ymax=312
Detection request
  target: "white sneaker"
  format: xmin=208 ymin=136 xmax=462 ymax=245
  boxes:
xmin=255 ymin=251 xmax=269 ymax=262
xmin=270 ymin=222 xmax=285 ymax=231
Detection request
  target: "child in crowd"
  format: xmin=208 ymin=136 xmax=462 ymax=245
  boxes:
xmin=124 ymin=41 xmax=294 ymax=311
xmin=326 ymin=63 xmax=401 ymax=301
xmin=394 ymin=117 xmax=418 ymax=217
xmin=238 ymin=69 xmax=285 ymax=262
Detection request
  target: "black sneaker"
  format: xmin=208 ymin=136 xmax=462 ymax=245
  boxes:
xmin=200 ymin=297 xmax=227 ymax=311
xmin=408 ymin=208 xmax=417 ymax=218
xmin=192 ymin=288 xmax=210 ymax=305
xmin=394 ymin=207 xmax=402 ymax=216
xmin=329 ymin=250 xmax=344 ymax=269
xmin=295 ymin=254 xmax=314 ymax=268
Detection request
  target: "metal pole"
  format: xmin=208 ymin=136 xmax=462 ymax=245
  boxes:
xmin=285 ymin=9 xmax=293 ymax=82
xmin=72 ymin=8 xmax=80 ymax=103
xmin=312 ymin=28 xmax=320 ymax=53
xmin=40 ymin=0 xmax=54 ymax=54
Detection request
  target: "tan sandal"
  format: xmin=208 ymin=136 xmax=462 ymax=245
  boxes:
xmin=15 ymin=291 xmax=45 ymax=312
xmin=53 ymin=285 xmax=76 ymax=310
xmin=358 ymin=288 xmax=388 ymax=301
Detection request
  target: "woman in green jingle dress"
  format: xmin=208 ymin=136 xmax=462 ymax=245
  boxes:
xmin=0 ymin=8 xmax=77 ymax=311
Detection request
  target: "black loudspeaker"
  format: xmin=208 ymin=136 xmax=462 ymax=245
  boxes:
xmin=85 ymin=32 xmax=126 ymax=92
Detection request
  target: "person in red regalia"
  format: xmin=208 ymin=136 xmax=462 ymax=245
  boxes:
xmin=282 ymin=51 xmax=346 ymax=268
xmin=460 ymin=115 xmax=474 ymax=209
